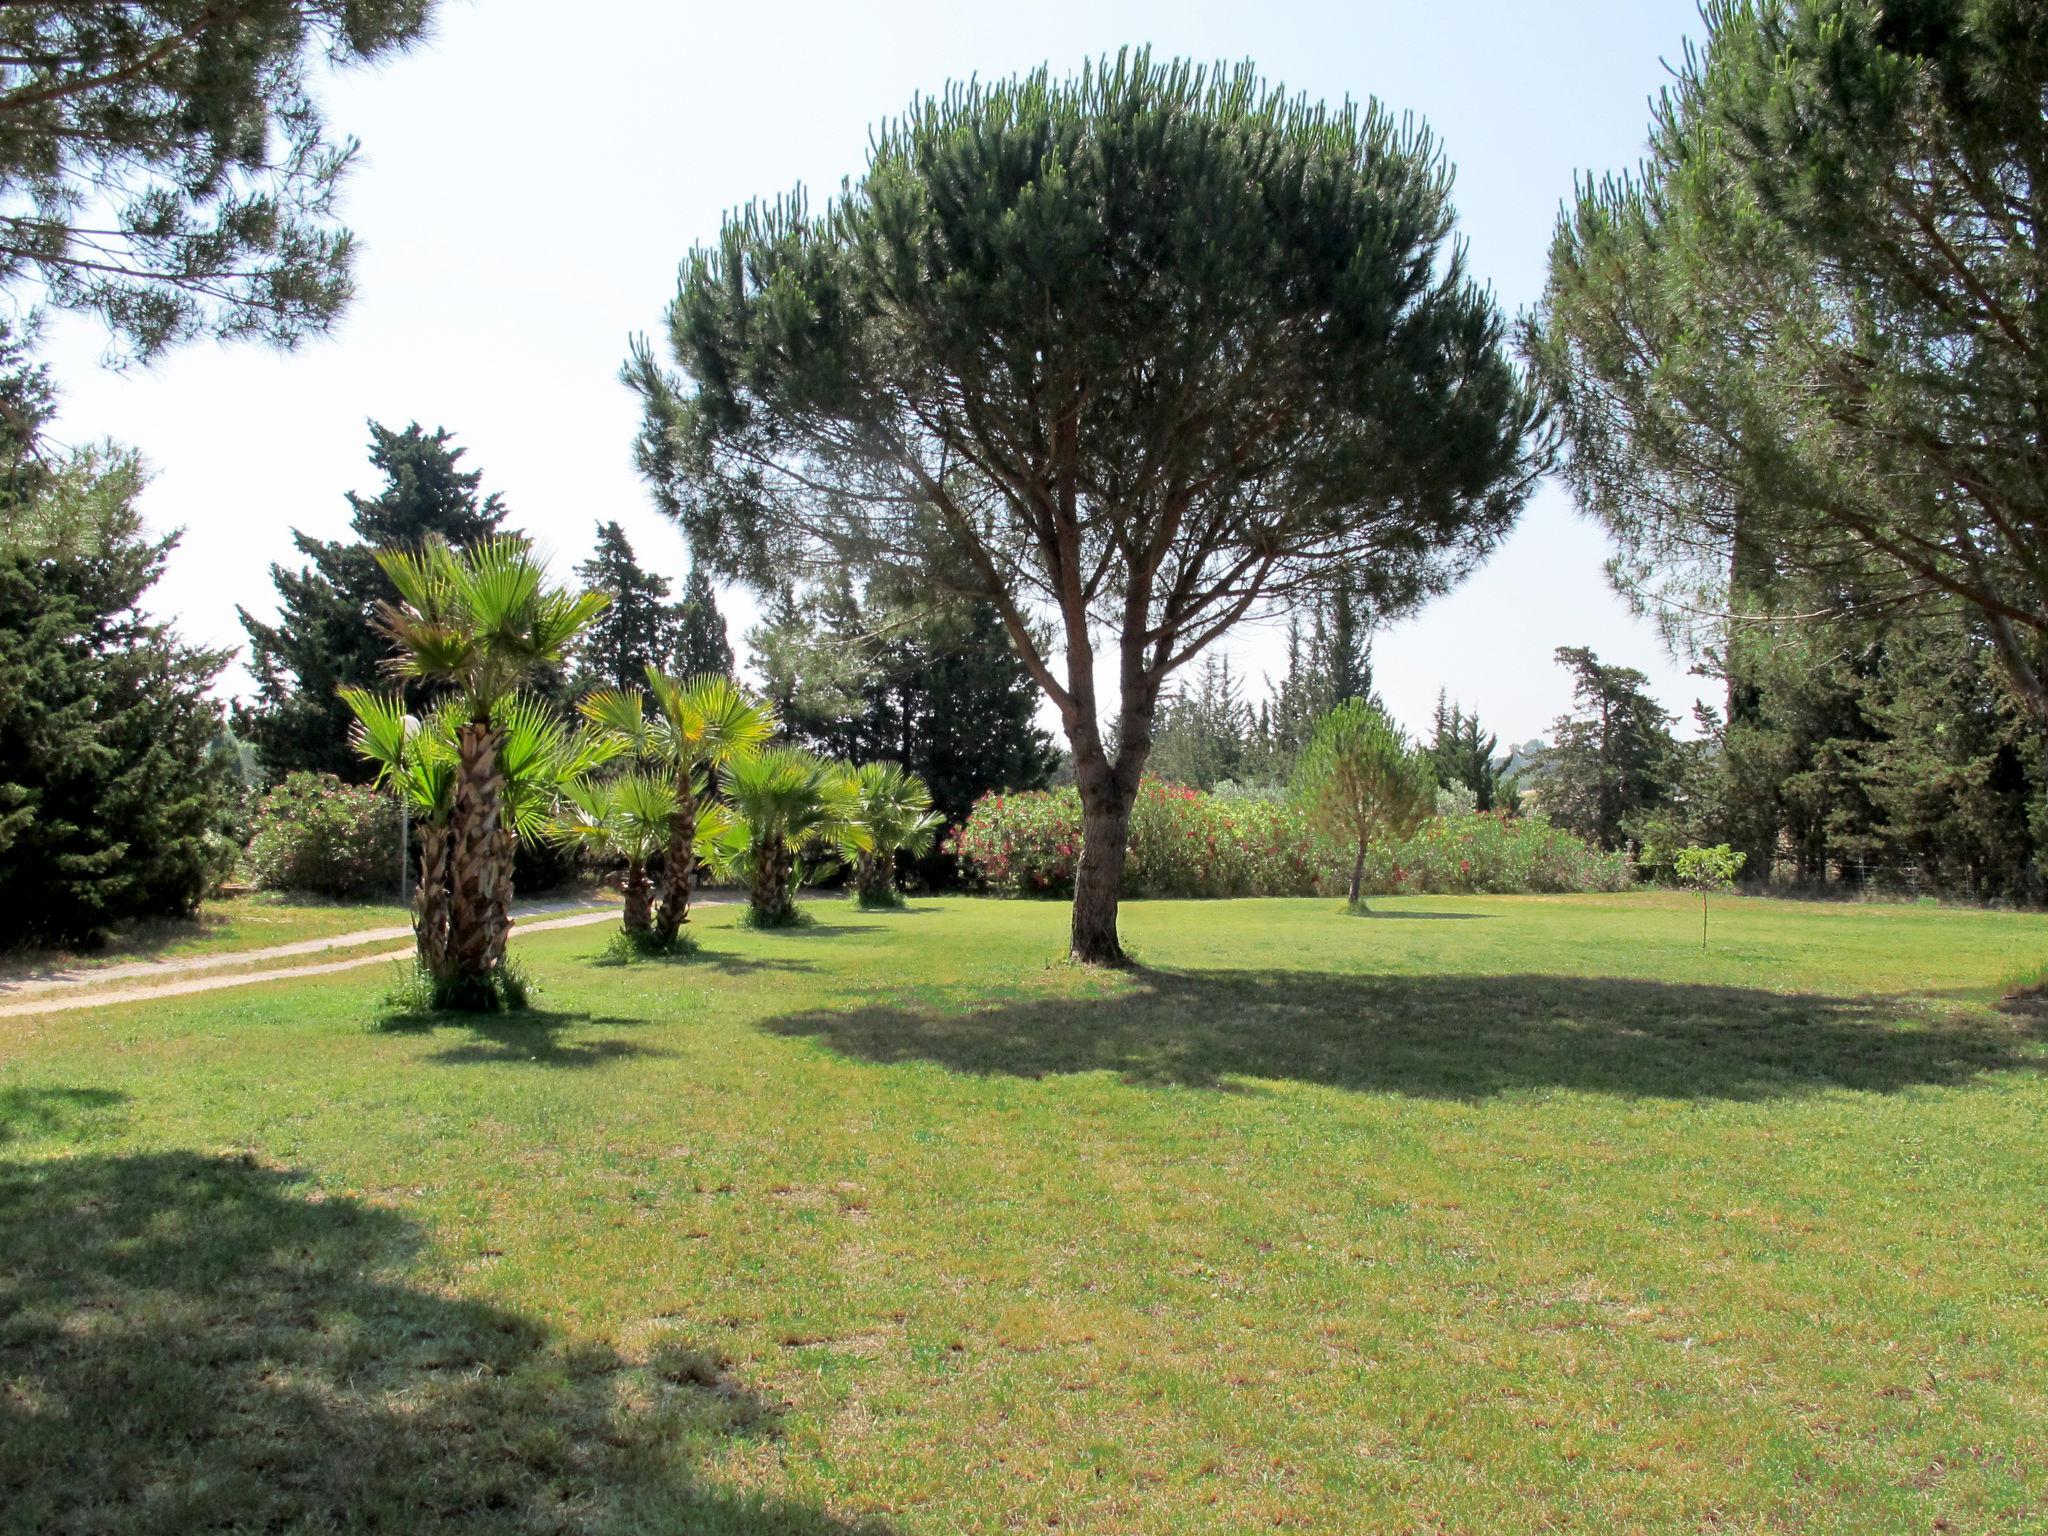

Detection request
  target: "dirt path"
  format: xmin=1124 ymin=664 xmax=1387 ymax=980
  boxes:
xmin=0 ymin=909 xmax=626 ymax=1021
xmin=0 ymin=898 xmax=615 ymax=1000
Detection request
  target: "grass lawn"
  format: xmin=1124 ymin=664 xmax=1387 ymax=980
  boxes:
xmin=1 ymin=891 xmax=2043 ymax=1533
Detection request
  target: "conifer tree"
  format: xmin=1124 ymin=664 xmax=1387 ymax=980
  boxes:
xmin=0 ymin=1 xmax=441 ymax=361
xmin=0 ymin=329 xmax=234 ymax=946
xmin=630 ymin=53 xmax=1545 ymax=959
xmin=238 ymin=423 xmax=506 ymax=780
xmin=748 ymin=581 xmax=1059 ymax=858
xmin=572 ymin=521 xmax=681 ymax=692
xmin=1539 ymin=647 xmax=1677 ymax=853
xmin=673 ymin=564 xmax=735 ymax=679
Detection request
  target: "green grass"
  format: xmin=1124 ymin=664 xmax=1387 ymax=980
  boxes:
xmin=2 ymin=891 xmax=2043 ymax=1533
xmin=0 ymin=892 xmax=412 ymax=978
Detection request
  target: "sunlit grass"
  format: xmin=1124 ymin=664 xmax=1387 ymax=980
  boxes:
xmin=2 ymin=891 xmax=2043 ymax=1533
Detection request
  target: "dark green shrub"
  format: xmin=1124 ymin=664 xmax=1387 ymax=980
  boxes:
xmin=245 ymin=772 xmax=399 ymax=899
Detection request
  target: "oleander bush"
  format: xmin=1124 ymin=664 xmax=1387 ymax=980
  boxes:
xmin=1360 ymin=810 xmax=1633 ymax=897
xmin=952 ymin=777 xmax=1326 ymax=899
xmin=953 ymin=784 xmax=1632 ymax=900
xmin=244 ymin=771 xmax=401 ymax=899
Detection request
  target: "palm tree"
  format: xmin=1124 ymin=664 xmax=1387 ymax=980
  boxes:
xmin=705 ymin=748 xmax=867 ymax=926
xmin=341 ymin=689 xmax=456 ymax=975
xmin=583 ymin=671 xmax=775 ymax=944
xmin=547 ymin=771 xmax=677 ymax=937
xmin=846 ymin=762 xmax=945 ymax=907
xmin=369 ymin=537 xmax=608 ymax=997
xmin=344 ymin=691 xmax=614 ymax=979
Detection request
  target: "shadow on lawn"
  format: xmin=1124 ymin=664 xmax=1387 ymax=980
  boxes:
xmin=0 ymin=1086 xmax=125 ymax=1143
xmin=378 ymin=1008 xmax=674 ymax=1070
xmin=0 ymin=1150 xmax=891 ymax=1535
xmin=761 ymin=968 xmax=2045 ymax=1101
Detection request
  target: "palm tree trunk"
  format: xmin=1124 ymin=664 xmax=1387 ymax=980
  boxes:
xmin=752 ymin=835 xmax=794 ymax=925
xmin=449 ymin=719 xmax=507 ymax=982
xmin=653 ymin=781 xmax=699 ymax=943
xmin=482 ymin=824 xmax=516 ymax=971
xmin=414 ymin=824 xmax=453 ymax=979
xmin=622 ymin=857 xmax=653 ymax=934
xmin=856 ymin=849 xmax=891 ymax=905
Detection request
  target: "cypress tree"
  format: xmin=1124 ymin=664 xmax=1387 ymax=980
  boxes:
xmin=571 ymin=521 xmax=682 ymax=691
xmin=673 ymin=564 xmax=735 ymax=679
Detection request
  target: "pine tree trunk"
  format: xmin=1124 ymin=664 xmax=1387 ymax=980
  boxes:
xmin=448 ymin=719 xmax=507 ymax=983
xmin=622 ymin=857 xmax=653 ymax=934
xmin=1070 ymin=776 xmax=1135 ymax=966
xmin=1349 ymin=837 xmax=1368 ymax=907
xmin=653 ymin=783 xmax=698 ymax=943
xmin=413 ymin=824 xmax=453 ymax=980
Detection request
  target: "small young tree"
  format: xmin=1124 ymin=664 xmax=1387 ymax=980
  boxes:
xmin=1292 ymin=701 xmax=1438 ymax=908
xmin=1673 ymin=843 xmax=1746 ymax=951
xmin=629 ymin=51 xmax=1546 ymax=963
xmin=846 ymin=762 xmax=944 ymax=908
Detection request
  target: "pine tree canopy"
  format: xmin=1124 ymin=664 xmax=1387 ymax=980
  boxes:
xmin=237 ymin=422 xmax=507 ymax=781
xmin=0 ymin=1 xmax=439 ymax=361
xmin=631 ymin=50 xmax=1544 ymax=768
xmin=1528 ymin=0 xmax=2048 ymax=726
xmin=630 ymin=49 xmax=1546 ymax=959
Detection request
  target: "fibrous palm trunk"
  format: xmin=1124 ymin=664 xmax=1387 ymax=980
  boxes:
xmin=449 ymin=719 xmax=508 ymax=983
xmin=653 ymin=782 xmax=698 ymax=943
xmin=751 ymin=835 xmax=795 ymax=926
xmin=413 ymin=824 xmax=453 ymax=979
xmin=622 ymin=857 xmax=653 ymax=934
xmin=855 ymin=849 xmax=895 ymax=906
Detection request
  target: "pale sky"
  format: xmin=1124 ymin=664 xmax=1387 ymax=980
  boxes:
xmin=36 ymin=0 xmax=1710 ymax=749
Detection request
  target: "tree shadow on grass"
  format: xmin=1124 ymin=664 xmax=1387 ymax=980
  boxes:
xmin=377 ymin=1009 xmax=674 ymax=1070
xmin=760 ymin=968 xmax=2045 ymax=1101
xmin=0 ymin=1086 xmax=125 ymax=1143
xmin=0 ymin=1151 xmax=891 ymax=1535
xmin=1344 ymin=908 xmax=1495 ymax=921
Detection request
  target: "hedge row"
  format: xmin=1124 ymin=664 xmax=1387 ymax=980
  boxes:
xmin=950 ymin=779 xmax=1630 ymax=899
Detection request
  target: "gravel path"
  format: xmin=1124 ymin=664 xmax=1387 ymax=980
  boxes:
xmin=0 ymin=908 xmax=625 ymax=1021
xmin=0 ymin=898 xmax=615 ymax=999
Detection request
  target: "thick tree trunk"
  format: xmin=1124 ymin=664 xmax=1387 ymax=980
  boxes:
xmin=622 ymin=857 xmax=653 ymax=934
xmin=413 ymin=824 xmax=453 ymax=980
xmin=653 ymin=785 xmax=698 ymax=943
xmin=751 ymin=835 xmax=795 ymax=925
xmin=1348 ymin=838 xmax=1368 ymax=907
xmin=448 ymin=720 xmax=507 ymax=982
xmin=1070 ymin=776 xmax=1136 ymax=966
